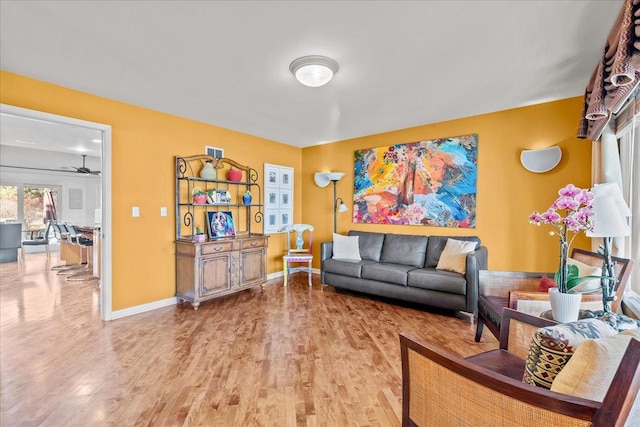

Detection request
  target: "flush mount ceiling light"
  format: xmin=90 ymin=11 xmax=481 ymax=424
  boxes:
xmin=289 ymin=55 xmax=339 ymax=87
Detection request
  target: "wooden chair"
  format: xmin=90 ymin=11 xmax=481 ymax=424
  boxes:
xmin=475 ymin=248 xmax=633 ymax=342
xmin=400 ymin=309 xmax=640 ymax=427
xmin=283 ymin=224 xmax=314 ymax=287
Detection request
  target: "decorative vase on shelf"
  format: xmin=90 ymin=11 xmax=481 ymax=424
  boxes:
xmin=199 ymin=161 xmax=217 ymax=180
xmin=193 ymin=194 xmax=207 ymax=204
xmin=227 ymin=167 xmax=242 ymax=182
xmin=242 ymin=191 xmax=252 ymax=206
xmin=206 ymin=190 xmax=215 ymax=204
xmin=548 ymin=288 xmax=581 ymax=323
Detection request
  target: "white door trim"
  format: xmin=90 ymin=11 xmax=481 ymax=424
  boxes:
xmin=1 ymin=103 xmax=113 ymax=321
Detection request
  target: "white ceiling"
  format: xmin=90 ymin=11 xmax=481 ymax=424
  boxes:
xmin=0 ymin=1 xmax=621 ymax=148
xmin=0 ymin=113 xmax=103 ymax=157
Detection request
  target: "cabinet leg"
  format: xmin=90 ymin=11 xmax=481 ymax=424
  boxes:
xmin=192 ymin=302 xmax=200 ymax=311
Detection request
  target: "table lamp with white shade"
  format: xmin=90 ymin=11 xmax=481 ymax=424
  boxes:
xmin=586 ymin=183 xmax=632 ymax=313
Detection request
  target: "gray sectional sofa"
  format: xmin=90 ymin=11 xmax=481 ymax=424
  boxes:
xmin=320 ymin=230 xmax=488 ymax=319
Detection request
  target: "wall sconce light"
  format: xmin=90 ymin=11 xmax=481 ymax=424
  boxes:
xmin=314 ymin=171 xmax=349 ymax=233
xmin=290 ymin=55 xmax=339 ymax=88
xmin=520 ymin=146 xmax=562 ymax=173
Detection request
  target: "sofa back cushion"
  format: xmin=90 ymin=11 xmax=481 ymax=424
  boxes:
xmin=348 ymin=230 xmax=385 ymax=262
xmin=380 ymin=233 xmax=428 ymax=268
xmin=425 ymin=236 xmax=480 ymax=268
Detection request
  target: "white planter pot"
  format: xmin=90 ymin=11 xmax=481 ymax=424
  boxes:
xmin=548 ymin=288 xmax=581 ymax=323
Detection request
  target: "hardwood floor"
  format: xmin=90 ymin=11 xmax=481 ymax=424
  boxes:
xmin=1 ymin=253 xmax=498 ymax=426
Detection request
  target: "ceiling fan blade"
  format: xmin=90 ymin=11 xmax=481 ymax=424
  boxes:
xmin=0 ymin=164 xmax=85 ymax=174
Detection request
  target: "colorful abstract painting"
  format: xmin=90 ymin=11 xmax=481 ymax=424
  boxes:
xmin=354 ymin=134 xmax=477 ymax=228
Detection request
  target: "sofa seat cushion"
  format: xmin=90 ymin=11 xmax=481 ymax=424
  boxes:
xmin=323 ymin=259 xmax=374 ymax=278
xmin=380 ymin=234 xmax=428 ymax=267
xmin=348 ymin=230 xmax=385 ymax=262
xmin=361 ymin=262 xmax=416 ymax=286
xmin=407 ymin=268 xmax=467 ymax=295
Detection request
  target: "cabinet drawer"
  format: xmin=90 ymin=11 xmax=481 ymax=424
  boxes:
xmin=202 ymin=241 xmax=233 ymax=254
xmin=241 ymin=238 xmax=265 ymax=250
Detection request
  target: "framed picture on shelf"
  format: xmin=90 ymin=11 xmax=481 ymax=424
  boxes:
xmin=207 ymin=211 xmax=236 ymax=238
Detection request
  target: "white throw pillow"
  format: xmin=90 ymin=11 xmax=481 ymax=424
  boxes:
xmin=435 ymin=238 xmax=477 ymax=274
xmin=567 ymin=257 xmax=602 ymax=293
xmin=332 ymin=233 xmax=361 ymax=260
xmin=550 ymin=329 xmax=640 ymax=402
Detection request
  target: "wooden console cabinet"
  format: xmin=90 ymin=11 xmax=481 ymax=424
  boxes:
xmin=175 ymin=155 xmax=268 ymax=310
xmin=175 ymin=234 xmax=267 ymax=309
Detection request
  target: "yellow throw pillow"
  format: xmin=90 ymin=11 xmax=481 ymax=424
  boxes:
xmin=550 ymin=329 xmax=640 ymax=402
xmin=435 ymin=238 xmax=477 ymax=274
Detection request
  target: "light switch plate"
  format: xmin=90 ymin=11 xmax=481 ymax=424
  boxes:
xmin=132 ymin=206 xmax=140 ymax=217
xmin=160 ymin=207 xmax=167 ymax=217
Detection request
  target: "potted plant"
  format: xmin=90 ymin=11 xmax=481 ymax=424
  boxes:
xmin=528 ymin=184 xmax=602 ymax=322
xmin=193 ymin=224 xmax=206 ymax=242
xmin=192 ymin=187 xmax=207 ymax=204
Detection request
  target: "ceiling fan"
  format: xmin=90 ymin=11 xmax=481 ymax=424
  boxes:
xmin=70 ymin=154 xmax=100 ymax=175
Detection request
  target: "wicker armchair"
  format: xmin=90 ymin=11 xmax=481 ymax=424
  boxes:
xmin=400 ymin=309 xmax=640 ymax=427
xmin=474 ymin=248 xmax=633 ymax=342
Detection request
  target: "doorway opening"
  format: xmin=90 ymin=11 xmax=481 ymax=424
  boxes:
xmin=0 ymin=104 xmax=112 ymax=320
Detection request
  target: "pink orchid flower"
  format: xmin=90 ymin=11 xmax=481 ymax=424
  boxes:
xmin=530 ymin=184 xmax=595 ymax=293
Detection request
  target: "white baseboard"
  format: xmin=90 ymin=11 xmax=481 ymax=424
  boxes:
xmin=111 ymin=269 xmax=322 ymax=320
xmin=111 ymin=296 xmax=178 ymax=320
xmin=267 ymin=271 xmax=284 ymax=280
xmin=267 ymin=268 xmax=320 ymax=281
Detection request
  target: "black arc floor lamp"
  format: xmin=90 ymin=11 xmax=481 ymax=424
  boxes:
xmin=315 ymin=171 xmax=348 ymax=234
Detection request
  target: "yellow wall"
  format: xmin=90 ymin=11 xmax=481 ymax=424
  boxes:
xmin=0 ymin=71 xmax=301 ymax=310
xmin=302 ymin=97 xmax=592 ymax=273
xmin=2 ymin=70 xmax=592 ymax=310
